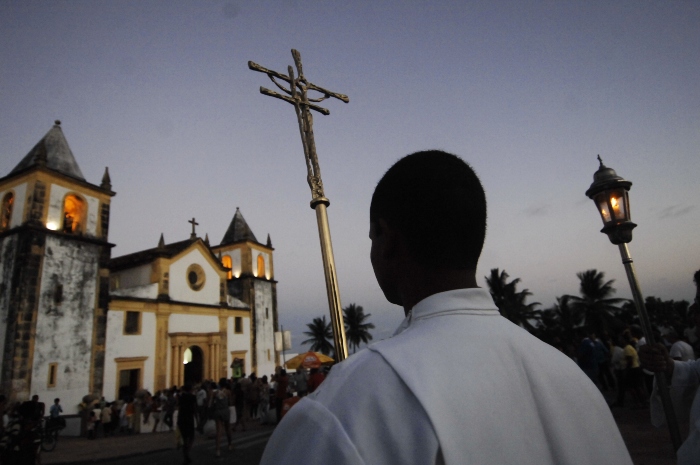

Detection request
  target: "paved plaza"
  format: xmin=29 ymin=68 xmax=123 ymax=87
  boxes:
xmin=37 ymin=407 xmax=683 ymax=465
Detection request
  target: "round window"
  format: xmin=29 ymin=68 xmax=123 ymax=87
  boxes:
xmin=186 ymin=264 xmax=205 ymax=291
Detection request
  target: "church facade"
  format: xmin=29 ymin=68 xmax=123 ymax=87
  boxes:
xmin=0 ymin=121 xmax=279 ymax=414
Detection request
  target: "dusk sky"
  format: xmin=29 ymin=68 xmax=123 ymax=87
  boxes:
xmin=1 ymin=1 xmax=698 ymax=352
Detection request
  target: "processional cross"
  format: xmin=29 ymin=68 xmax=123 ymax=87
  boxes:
xmin=249 ymin=49 xmax=349 ymax=361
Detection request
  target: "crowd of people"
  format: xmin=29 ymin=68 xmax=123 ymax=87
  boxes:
xmin=0 ymin=365 xmax=326 ymax=464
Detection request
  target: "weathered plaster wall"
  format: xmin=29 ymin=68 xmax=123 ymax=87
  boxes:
xmin=32 ymin=235 xmax=99 ymax=414
xmin=114 ymin=264 xmax=152 ymax=289
xmin=104 ymin=310 xmax=156 ymax=399
xmin=0 ymin=182 xmax=27 ymax=228
xmin=0 ymin=235 xmax=18 ymax=376
xmin=111 ymin=283 xmax=158 ymax=299
xmin=254 ymin=281 xmax=276 ymax=378
xmin=169 ymin=314 xmax=219 ymax=333
xmin=227 ymin=315 xmax=252 ymax=375
xmin=46 ymin=184 xmax=99 ymax=236
xmin=169 ymin=249 xmax=220 ymax=304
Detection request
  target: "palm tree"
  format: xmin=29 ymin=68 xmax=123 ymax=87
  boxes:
xmin=541 ymin=295 xmax=582 ymax=344
xmin=343 ymin=303 xmax=375 ymax=354
xmin=301 ymin=316 xmax=334 ymax=355
xmin=566 ymin=269 xmax=626 ymax=335
xmin=485 ymin=268 xmax=542 ymax=332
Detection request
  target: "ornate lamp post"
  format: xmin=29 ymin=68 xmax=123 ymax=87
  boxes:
xmin=586 ymin=156 xmax=682 ymax=451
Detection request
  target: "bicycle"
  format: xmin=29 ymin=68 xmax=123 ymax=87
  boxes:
xmin=40 ymin=417 xmax=64 ymax=452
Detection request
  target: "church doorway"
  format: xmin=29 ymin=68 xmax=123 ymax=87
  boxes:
xmin=183 ymin=345 xmax=204 ymax=386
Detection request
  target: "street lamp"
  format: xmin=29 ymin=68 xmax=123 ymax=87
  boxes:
xmin=586 ymin=156 xmax=682 ymax=452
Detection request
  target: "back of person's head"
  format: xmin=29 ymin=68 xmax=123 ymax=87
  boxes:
xmin=370 ymin=150 xmax=487 ymax=270
xmin=694 ymin=269 xmax=700 ymax=287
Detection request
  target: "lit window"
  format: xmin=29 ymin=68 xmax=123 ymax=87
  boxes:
xmin=222 ymin=255 xmax=232 ymax=279
xmin=48 ymin=363 xmax=58 ymax=388
xmin=124 ymin=312 xmax=141 ymax=335
xmin=0 ymin=192 xmax=13 ymax=231
xmin=257 ymin=254 xmax=265 ymax=278
xmin=62 ymin=194 xmax=86 ymax=234
xmin=234 ymin=316 xmax=243 ymax=334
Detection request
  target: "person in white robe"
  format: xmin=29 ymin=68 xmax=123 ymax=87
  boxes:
xmin=260 ymin=150 xmax=632 ymax=465
xmin=641 ymin=342 xmax=700 ymax=465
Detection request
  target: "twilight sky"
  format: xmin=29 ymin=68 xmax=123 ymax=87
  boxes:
xmin=1 ymin=1 xmax=698 ymax=352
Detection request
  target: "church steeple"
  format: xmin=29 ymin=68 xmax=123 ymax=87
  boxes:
xmin=101 ymin=167 xmax=112 ymax=190
xmin=220 ymin=207 xmax=258 ymax=245
xmin=11 ymin=120 xmax=85 ymax=180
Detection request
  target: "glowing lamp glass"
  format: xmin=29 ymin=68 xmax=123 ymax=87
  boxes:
xmin=46 ymin=221 xmax=59 ymax=230
xmin=594 ymin=188 xmax=630 ymax=226
xmin=183 ymin=348 xmax=192 ymax=365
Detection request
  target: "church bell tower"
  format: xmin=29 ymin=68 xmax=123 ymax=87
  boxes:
xmin=0 ymin=121 xmax=115 ymax=410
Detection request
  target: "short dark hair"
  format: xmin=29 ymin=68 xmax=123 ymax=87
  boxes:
xmin=370 ymin=150 xmax=487 ymax=270
xmin=694 ymin=269 xmax=700 ymax=287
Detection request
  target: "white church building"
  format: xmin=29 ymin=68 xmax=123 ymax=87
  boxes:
xmin=0 ymin=121 xmax=280 ymax=418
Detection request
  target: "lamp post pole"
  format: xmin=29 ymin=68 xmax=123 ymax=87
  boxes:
xmin=586 ymin=157 xmax=681 ymax=452
xmin=248 ymin=50 xmax=349 ymax=362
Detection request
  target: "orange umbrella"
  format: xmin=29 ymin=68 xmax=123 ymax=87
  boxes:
xmin=284 ymin=351 xmax=335 ymax=369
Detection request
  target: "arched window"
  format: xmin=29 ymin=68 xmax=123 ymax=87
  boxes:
xmin=62 ymin=194 xmax=85 ymax=234
xmin=257 ymin=254 xmax=265 ymax=278
xmin=221 ymin=255 xmax=232 ymax=279
xmin=1 ymin=192 xmax=13 ymax=231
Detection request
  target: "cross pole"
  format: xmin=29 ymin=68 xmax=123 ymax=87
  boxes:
xmin=249 ymin=49 xmax=349 ymax=362
xmin=188 ymin=217 xmax=199 ymax=239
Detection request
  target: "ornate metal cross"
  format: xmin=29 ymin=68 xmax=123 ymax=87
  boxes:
xmin=249 ymin=49 xmax=349 ymax=361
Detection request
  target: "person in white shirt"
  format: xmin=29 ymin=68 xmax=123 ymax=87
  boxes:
xmin=666 ymin=329 xmax=696 ymax=362
xmin=260 ymin=150 xmax=632 ymax=465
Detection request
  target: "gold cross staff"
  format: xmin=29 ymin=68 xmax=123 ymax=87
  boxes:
xmin=249 ymin=49 xmax=349 ymax=361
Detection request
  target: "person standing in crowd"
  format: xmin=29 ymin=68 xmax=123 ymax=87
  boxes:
xmin=641 ymin=341 xmax=700 ymax=464
xmin=666 ymin=328 xmax=696 ymax=362
xmin=196 ymin=383 xmax=208 ymax=433
xmin=639 ymin=268 xmax=700 ymax=465
xmin=101 ymin=402 xmax=112 ymax=437
xmin=259 ymin=375 xmax=270 ymax=423
xmin=274 ymin=368 xmax=289 ymax=424
xmin=232 ymin=378 xmax=247 ymax=432
xmin=177 ymin=385 xmax=197 ymax=464
xmin=578 ymin=332 xmax=599 ymax=387
xmin=307 ymin=368 xmax=325 ymax=394
xmin=248 ymin=373 xmax=261 ymax=420
xmin=151 ymin=393 xmax=162 ymax=433
xmin=211 ymin=379 xmax=232 ymax=457
xmin=163 ymin=388 xmax=177 ymax=431
xmin=612 ymin=331 xmax=646 ymax=408
xmin=259 ymin=150 xmax=632 ymax=465
xmin=91 ymin=403 xmax=102 ymax=437
xmin=48 ymin=398 xmax=63 ymax=430
xmin=295 ymin=367 xmax=309 ymax=397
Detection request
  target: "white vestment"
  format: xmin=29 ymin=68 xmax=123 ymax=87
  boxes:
xmin=260 ymin=289 xmax=632 ymax=465
xmin=651 ymin=359 xmax=700 ymax=465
